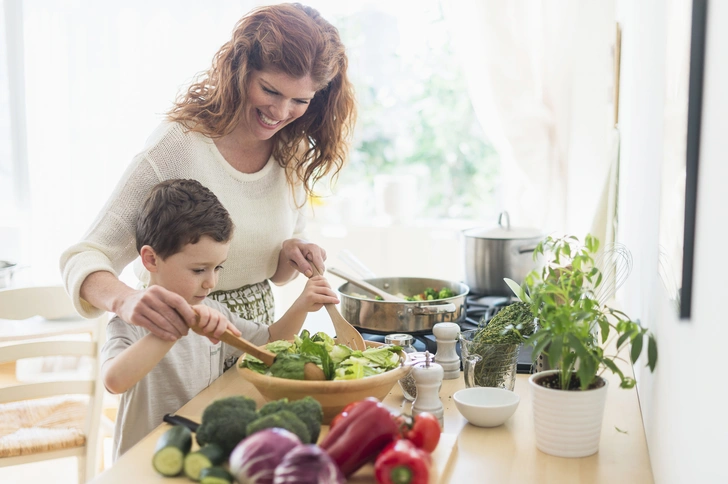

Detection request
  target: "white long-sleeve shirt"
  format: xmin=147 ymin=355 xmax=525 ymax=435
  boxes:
xmin=60 ymin=121 xmax=307 ymax=318
xmin=101 ymin=296 xmax=270 ymax=461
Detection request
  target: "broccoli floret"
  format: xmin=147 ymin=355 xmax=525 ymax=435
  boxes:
xmin=246 ymin=410 xmax=310 ymax=444
xmin=196 ymin=396 xmax=258 ymax=456
xmin=257 ymin=398 xmax=289 ymax=418
xmin=438 ymin=287 xmax=455 ymax=299
xmin=284 ymin=396 xmax=323 ymax=443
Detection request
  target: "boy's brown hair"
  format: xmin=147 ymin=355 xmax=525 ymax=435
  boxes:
xmin=135 ymin=179 xmax=234 ymax=259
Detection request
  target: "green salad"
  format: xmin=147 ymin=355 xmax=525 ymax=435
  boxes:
xmin=239 ymin=330 xmax=402 ymax=381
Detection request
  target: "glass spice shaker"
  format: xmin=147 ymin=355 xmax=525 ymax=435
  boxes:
xmin=385 ymin=333 xmax=421 ymax=402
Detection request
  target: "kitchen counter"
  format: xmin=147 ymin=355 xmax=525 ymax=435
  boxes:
xmin=91 ymin=362 xmax=654 ymax=483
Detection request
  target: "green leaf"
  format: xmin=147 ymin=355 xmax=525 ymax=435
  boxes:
xmin=570 ymin=335 xmax=591 ymax=362
xmin=504 ymin=278 xmax=529 ymax=302
xmin=647 ymin=336 xmax=658 ymax=372
xmin=548 ymin=336 xmax=563 ymax=369
xmin=563 ymin=352 xmax=577 ymax=373
xmin=602 ymin=358 xmax=625 ymax=380
xmin=585 ymin=234 xmax=600 ymax=253
xmin=615 ymin=426 xmax=628 ymax=434
xmin=598 ymin=318 xmax=610 ymax=343
xmin=620 ymin=377 xmax=636 ymax=389
xmin=300 ymin=337 xmax=334 ymax=380
xmin=532 ymin=335 xmax=552 ymax=363
xmin=616 ymin=332 xmax=631 ymax=350
xmin=630 ymin=333 xmax=644 ymax=364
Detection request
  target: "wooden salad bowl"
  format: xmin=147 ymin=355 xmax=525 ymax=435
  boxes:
xmin=237 ymin=341 xmax=411 ymax=423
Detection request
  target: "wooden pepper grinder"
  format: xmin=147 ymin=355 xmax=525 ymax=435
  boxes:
xmin=412 ymin=351 xmax=444 ymax=428
xmin=433 ymin=322 xmax=460 ymax=379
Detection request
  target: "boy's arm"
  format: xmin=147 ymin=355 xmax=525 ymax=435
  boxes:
xmin=268 ymin=303 xmax=308 ymax=342
xmin=268 ymin=275 xmax=339 ymax=342
xmin=102 ymin=334 xmax=175 ymax=394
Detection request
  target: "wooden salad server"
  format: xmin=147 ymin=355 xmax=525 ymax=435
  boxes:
xmin=310 ymin=265 xmax=368 ymax=351
xmin=191 ymin=312 xmax=325 ymax=381
xmin=327 ymin=266 xmax=407 ymax=302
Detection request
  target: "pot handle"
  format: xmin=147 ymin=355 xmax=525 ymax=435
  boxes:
xmin=517 ymin=245 xmax=538 ymax=254
xmin=412 ymin=303 xmax=457 ymax=315
xmin=498 ymin=211 xmax=511 ymax=230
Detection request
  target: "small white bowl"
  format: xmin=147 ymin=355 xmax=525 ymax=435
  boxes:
xmin=453 ymin=387 xmax=520 ymax=427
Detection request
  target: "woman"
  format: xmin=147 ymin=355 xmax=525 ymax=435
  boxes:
xmin=60 ymin=3 xmax=356 ymax=341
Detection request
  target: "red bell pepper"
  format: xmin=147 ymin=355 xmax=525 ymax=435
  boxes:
xmin=374 ymin=439 xmax=432 ymax=484
xmin=319 ymin=397 xmax=399 ymax=477
xmin=397 ymin=412 xmax=441 ymax=453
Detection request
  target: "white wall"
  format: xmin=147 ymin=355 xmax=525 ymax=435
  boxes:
xmin=617 ymin=1 xmax=728 ymax=482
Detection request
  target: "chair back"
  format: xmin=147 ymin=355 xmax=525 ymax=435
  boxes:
xmin=0 ymin=285 xmax=107 ymax=483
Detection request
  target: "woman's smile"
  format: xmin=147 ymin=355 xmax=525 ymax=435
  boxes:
xmin=256 ymin=109 xmax=283 ymax=128
xmin=245 ymin=69 xmax=316 ymax=140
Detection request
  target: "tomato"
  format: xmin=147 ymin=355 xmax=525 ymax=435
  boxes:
xmin=400 ymin=413 xmax=440 ymax=453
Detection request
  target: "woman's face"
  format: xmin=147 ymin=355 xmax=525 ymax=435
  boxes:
xmin=243 ymin=69 xmax=317 ymax=141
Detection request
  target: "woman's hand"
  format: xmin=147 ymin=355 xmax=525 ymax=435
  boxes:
xmin=272 ymin=238 xmax=328 ymax=283
xmin=190 ymin=304 xmax=242 ymax=344
xmin=115 ymin=285 xmax=197 ymax=341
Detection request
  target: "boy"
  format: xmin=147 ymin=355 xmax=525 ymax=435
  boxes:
xmin=101 ymin=179 xmax=338 ymax=460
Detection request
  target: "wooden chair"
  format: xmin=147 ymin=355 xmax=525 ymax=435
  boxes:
xmin=0 ymin=285 xmax=107 ymax=483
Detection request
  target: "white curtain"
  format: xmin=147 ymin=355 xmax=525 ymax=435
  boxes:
xmin=17 ymin=0 xmax=257 ymax=284
xmin=443 ymin=0 xmax=616 ymax=237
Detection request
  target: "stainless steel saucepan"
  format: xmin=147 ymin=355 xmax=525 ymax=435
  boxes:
xmin=462 ymin=212 xmax=544 ymax=296
xmin=337 ymin=276 xmax=469 ymax=334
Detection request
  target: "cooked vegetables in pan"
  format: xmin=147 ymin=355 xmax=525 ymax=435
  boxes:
xmin=351 ymin=286 xmax=456 ymax=301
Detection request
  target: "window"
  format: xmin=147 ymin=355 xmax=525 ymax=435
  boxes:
xmin=315 ymin=0 xmax=499 ymax=222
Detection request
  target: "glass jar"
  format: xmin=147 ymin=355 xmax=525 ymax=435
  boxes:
xmin=385 ymin=333 xmax=420 ymax=402
xmin=459 ymin=329 xmax=521 ymax=390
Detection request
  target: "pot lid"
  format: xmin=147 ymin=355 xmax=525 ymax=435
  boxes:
xmin=463 ymin=212 xmax=543 ymax=240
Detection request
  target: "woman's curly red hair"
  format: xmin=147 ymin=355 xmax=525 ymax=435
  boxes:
xmin=168 ymin=3 xmax=356 ymax=198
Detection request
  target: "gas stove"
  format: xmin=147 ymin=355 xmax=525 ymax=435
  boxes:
xmin=359 ymin=294 xmax=534 ymax=373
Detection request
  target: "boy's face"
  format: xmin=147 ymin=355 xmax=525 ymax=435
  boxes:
xmin=149 ymin=236 xmax=230 ymax=305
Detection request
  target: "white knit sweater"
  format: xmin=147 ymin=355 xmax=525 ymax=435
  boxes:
xmin=60 ymin=121 xmax=307 ymax=318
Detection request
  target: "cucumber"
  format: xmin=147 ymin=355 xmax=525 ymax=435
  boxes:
xmin=183 ymin=443 xmax=226 ymax=481
xmin=152 ymin=425 xmax=192 ymax=477
xmin=199 ymin=466 xmax=234 ymax=484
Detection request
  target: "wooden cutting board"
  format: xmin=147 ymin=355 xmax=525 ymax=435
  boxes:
xmin=348 ymin=433 xmax=458 ymax=483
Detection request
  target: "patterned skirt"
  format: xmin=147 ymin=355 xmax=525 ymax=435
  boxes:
xmin=208 ymin=280 xmax=275 ymax=326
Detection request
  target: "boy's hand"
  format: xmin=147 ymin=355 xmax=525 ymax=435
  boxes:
xmin=294 ymin=275 xmax=340 ymax=313
xmin=190 ymin=305 xmax=242 ymax=344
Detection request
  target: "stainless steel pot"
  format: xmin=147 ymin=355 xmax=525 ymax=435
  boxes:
xmin=463 ymin=212 xmax=544 ymax=296
xmin=338 ymin=277 xmax=469 ymax=333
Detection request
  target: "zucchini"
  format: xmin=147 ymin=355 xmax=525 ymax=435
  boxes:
xmin=183 ymin=443 xmax=226 ymax=481
xmin=199 ymin=466 xmax=234 ymax=484
xmin=152 ymin=425 xmax=192 ymax=477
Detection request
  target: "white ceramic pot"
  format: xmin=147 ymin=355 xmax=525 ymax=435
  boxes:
xmin=529 ymin=370 xmax=609 ymax=458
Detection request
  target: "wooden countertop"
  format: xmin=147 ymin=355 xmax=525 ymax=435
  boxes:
xmin=91 ymin=362 xmax=654 ymax=484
